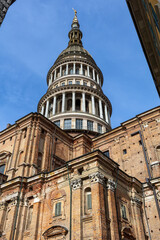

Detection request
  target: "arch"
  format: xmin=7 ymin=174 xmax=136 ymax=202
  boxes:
xmin=84 ymin=187 xmax=92 ymax=214
xmin=0 ymin=151 xmax=11 ymax=174
xmin=43 ymin=226 xmax=68 ymax=239
xmin=67 ymin=99 xmax=72 ymax=111
xmin=76 ymin=99 xmax=81 ymax=111
xmin=56 ymin=95 xmax=62 ymax=114
xmin=95 ymin=98 xmax=100 ymax=116
xmin=86 ymin=100 xmax=89 ymax=113
xmin=76 ymin=68 xmax=79 ymax=74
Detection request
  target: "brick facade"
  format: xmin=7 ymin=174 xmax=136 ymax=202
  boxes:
xmin=0 ymin=106 xmax=159 ymax=239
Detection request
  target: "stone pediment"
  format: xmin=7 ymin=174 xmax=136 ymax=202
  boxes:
xmin=43 ymin=226 xmax=68 ymax=239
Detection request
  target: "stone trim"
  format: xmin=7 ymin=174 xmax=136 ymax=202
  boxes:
xmin=107 ymin=179 xmax=116 ymax=191
xmin=71 ymin=179 xmax=82 ymax=190
xmin=89 ymin=172 xmax=105 ymax=185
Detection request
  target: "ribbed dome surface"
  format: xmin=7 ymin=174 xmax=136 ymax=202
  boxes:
xmin=54 ymin=45 xmax=96 ymax=65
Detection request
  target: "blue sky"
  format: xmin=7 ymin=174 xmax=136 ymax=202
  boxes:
xmin=0 ymin=0 xmax=159 ymax=131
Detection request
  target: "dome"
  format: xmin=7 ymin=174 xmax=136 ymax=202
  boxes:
xmin=38 ymin=11 xmax=112 ymax=137
xmin=54 ymin=45 xmax=96 ymax=65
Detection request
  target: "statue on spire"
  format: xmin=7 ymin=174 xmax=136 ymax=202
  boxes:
xmin=72 ymin=8 xmax=77 ymax=17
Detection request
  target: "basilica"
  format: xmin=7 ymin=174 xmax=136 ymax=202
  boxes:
xmin=0 ymin=11 xmax=160 ymax=240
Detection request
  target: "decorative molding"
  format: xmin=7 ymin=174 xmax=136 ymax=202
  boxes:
xmin=143 ymin=122 xmax=148 ymax=128
xmin=155 ymin=118 xmax=160 ymax=123
xmin=0 ymin=201 xmax=7 ymax=211
xmin=89 ymin=172 xmax=105 ymax=185
xmin=71 ymin=179 xmax=82 ymax=190
xmin=107 ymin=179 xmax=116 ymax=191
xmin=131 ymin=197 xmax=142 ymax=205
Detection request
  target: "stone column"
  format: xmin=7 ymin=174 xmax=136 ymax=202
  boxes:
xmin=108 ymin=109 xmax=111 ymax=125
xmin=104 ymin=105 xmax=109 ymax=123
xmin=99 ymin=99 xmax=103 ymax=119
xmin=82 ymin=93 xmax=86 ymax=112
xmin=89 ymin=172 xmax=108 ymax=240
xmin=72 ymin=92 xmax=75 ymax=111
xmin=49 ymin=78 xmax=52 ymax=86
xmin=60 ymin=65 xmax=62 ymax=77
xmin=87 ymin=65 xmax=90 ymax=77
xmin=80 ymin=63 xmax=83 ymax=75
xmin=107 ymin=179 xmax=120 ymax=240
xmin=66 ymin=63 xmax=68 ymax=75
xmin=93 ymin=69 xmax=95 ymax=80
xmin=45 ymin=100 xmax=49 ymax=118
xmin=71 ymin=179 xmax=82 ymax=240
xmin=91 ymin=95 xmax=95 ymax=115
xmin=73 ymin=63 xmax=76 ymax=74
xmin=53 ymin=96 xmax=57 ymax=115
xmin=97 ymin=74 xmax=100 ymax=84
xmin=41 ymin=105 xmax=44 ymax=115
xmin=54 ymin=69 xmax=57 ymax=80
xmin=131 ymin=197 xmax=145 ymax=240
xmin=62 ymin=93 xmax=65 ymax=113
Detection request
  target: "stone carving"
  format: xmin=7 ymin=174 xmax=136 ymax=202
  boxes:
xmin=156 ymin=118 xmax=160 ymax=123
xmin=89 ymin=172 xmax=105 ymax=185
xmin=0 ymin=201 xmax=7 ymax=211
xmin=71 ymin=179 xmax=82 ymax=190
xmin=107 ymin=179 xmax=116 ymax=191
xmin=143 ymin=122 xmax=148 ymax=128
xmin=131 ymin=197 xmax=142 ymax=205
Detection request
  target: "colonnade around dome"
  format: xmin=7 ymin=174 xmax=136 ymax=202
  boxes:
xmin=48 ymin=62 xmax=102 ymax=88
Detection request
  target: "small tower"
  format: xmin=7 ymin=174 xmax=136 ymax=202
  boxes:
xmin=38 ymin=11 xmax=112 ymax=137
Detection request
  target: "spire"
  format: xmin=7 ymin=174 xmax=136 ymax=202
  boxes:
xmin=68 ymin=9 xmax=83 ymax=47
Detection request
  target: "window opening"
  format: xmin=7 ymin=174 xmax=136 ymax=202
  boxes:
xmin=55 ymin=202 xmax=61 ymax=216
xmin=64 ymin=119 xmax=71 ymax=129
xmin=76 ymin=119 xmax=83 ymax=129
xmin=87 ymin=120 xmax=93 ymax=131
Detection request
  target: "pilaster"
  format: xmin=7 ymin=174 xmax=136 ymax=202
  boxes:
xmin=89 ymin=172 xmax=108 ymax=240
xmin=107 ymin=179 xmax=120 ymax=240
xmin=71 ymin=179 xmax=82 ymax=240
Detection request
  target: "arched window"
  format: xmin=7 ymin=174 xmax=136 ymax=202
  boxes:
xmin=84 ymin=187 xmax=92 ymax=214
xmin=69 ymin=68 xmax=73 ymax=75
xmin=67 ymin=99 xmax=72 ymax=111
xmin=76 ymin=99 xmax=81 ymax=111
xmin=86 ymin=100 xmax=89 ymax=113
xmin=76 ymin=68 xmax=79 ymax=74
xmin=156 ymin=145 xmax=160 ymax=161
xmin=37 ymin=152 xmax=42 ymax=173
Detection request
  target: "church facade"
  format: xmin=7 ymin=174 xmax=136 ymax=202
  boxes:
xmin=0 ymin=12 xmax=160 ymax=240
